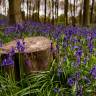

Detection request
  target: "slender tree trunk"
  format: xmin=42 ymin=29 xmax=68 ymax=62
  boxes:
xmin=44 ymin=0 xmax=47 ymax=23
xmin=55 ymin=1 xmax=56 ymax=22
xmin=83 ymin=0 xmax=90 ymax=26
xmin=79 ymin=9 xmax=82 ymax=25
xmin=64 ymin=0 xmax=68 ymax=25
xmin=69 ymin=0 xmax=73 ymax=24
xmin=90 ymin=0 xmax=94 ymax=24
xmin=54 ymin=0 xmax=59 ymax=23
xmin=48 ymin=0 xmax=51 ymax=23
xmin=56 ymin=0 xmax=59 ymax=23
xmin=8 ymin=0 xmax=22 ymax=25
xmin=27 ymin=0 xmax=29 ymax=20
xmin=72 ymin=0 xmax=76 ymax=26
xmin=51 ymin=0 xmax=54 ymax=25
xmin=37 ymin=0 xmax=40 ymax=22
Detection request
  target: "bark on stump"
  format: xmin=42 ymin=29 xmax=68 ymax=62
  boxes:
xmin=0 ymin=36 xmax=52 ymax=80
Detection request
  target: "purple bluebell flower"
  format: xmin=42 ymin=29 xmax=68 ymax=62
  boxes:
xmin=88 ymin=42 xmax=93 ymax=53
xmin=64 ymin=57 xmax=67 ymax=62
xmin=9 ymin=47 xmax=15 ymax=56
xmin=2 ymin=58 xmax=7 ymax=65
xmin=87 ymin=32 xmax=92 ymax=41
xmin=83 ymin=58 xmax=87 ymax=64
xmin=75 ymin=72 xmax=81 ymax=80
xmin=82 ymin=76 xmax=91 ymax=85
xmin=0 ymin=39 xmax=3 ymax=47
xmin=67 ymin=77 xmax=74 ymax=86
xmin=76 ymin=56 xmax=81 ymax=66
xmin=7 ymin=56 xmax=14 ymax=65
xmin=2 ymin=56 xmax=14 ymax=66
xmin=76 ymin=49 xmax=82 ymax=57
xmin=16 ymin=40 xmax=25 ymax=52
xmin=53 ymin=88 xmax=60 ymax=93
xmin=73 ymin=46 xmax=79 ymax=49
xmin=90 ymin=66 xmax=96 ymax=79
xmin=57 ymin=66 xmax=63 ymax=80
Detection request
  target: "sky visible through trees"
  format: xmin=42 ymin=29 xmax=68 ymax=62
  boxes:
xmin=0 ymin=0 xmax=90 ymax=16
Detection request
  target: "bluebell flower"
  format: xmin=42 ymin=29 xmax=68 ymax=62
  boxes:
xmin=73 ymin=46 xmax=79 ymax=49
xmin=67 ymin=77 xmax=74 ymax=86
xmin=76 ymin=56 xmax=81 ymax=66
xmin=9 ymin=47 xmax=15 ymax=56
xmin=83 ymin=58 xmax=87 ymax=64
xmin=2 ymin=56 xmax=14 ymax=66
xmin=75 ymin=72 xmax=81 ymax=80
xmin=53 ymin=88 xmax=60 ymax=93
xmin=76 ymin=49 xmax=82 ymax=57
xmin=90 ymin=66 xmax=96 ymax=79
xmin=16 ymin=40 xmax=25 ymax=52
xmin=64 ymin=57 xmax=67 ymax=62
xmin=2 ymin=58 xmax=7 ymax=65
xmin=0 ymin=39 xmax=3 ymax=47
xmin=82 ymin=76 xmax=91 ymax=85
xmin=57 ymin=66 xmax=63 ymax=80
xmin=7 ymin=57 xmax=14 ymax=65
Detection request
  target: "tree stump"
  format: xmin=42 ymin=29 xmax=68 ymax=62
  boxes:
xmin=0 ymin=36 xmax=52 ymax=80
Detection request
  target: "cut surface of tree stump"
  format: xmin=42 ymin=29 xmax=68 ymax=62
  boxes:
xmin=0 ymin=36 xmax=52 ymax=78
xmin=1 ymin=36 xmax=51 ymax=53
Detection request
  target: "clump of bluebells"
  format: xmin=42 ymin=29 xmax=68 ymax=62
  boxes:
xmin=1 ymin=21 xmax=96 ymax=95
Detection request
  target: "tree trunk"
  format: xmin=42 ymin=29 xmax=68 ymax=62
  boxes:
xmin=83 ymin=0 xmax=90 ymax=26
xmin=26 ymin=0 xmax=29 ymax=20
xmin=54 ymin=0 xmax=58 ymax=23
xmin=8 ymin=0 xmax=22 ymax=25
xmin=51 ymin=0 xmax=54 ymax=25
xmin=69 ymin=0 xmax=73 ymax=24
xmin=79 ymin=9 xmax=82 ymax=25
xmin=1 ymin=36 xmax=52 ymax=80
xmin=44 ymin=0 xmax=47 ymax=23
xmin=64 ymin=0 xmax=68 ymax=25
xmin=73 ymin=0 xmax=76 ymax=26
xmin=90 ymin=0 xmax=94 ymax=24
xmin=37 ymin=0 xmax=40 ymax=22
xmin=56 ymin=0 xmax=59 ymax=23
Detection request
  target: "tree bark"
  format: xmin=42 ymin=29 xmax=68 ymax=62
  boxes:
xmin=90 ymin=0 xmax=95 ymax=24
xmin=44 ymin=0 xmax=47 ymax=23
xmin=51 ymin=0 xmax=54 ymax=25
xmin=83 ymin=0 xmax=90 ymax=26
xmin=64 ymin=0 xmax=68 ymax=25
xmin=8 ymin=0 xmax=22 ymax=25
xmin=37 ymin=0 xmax=40 ymax=22
xmin=1 ymin=37 xmax=52 ymax=79
xmin=73 ymin=0 xmax=76 ymax=26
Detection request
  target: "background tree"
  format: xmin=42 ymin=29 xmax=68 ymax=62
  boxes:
xmin=55 ymin=0 xmax=59 ymax=23
xmin=44 ymin=0 xmax=47 ymax=23
xmin=78 ymin=0 xmax=83 ymax=25
xmin=90 ymin=0 xmax=95 ymax=24
xmin=64 ymin=0 xmax=68 ymax=25
xmin=37 ymin=0 xmax=40 ymax=21
xmin=51 ymin=0 xmax=54 ymax=25
xmin=8 ymin=0 xmax=22 ymax=25
xmin=83 ymin=0 xmax=90 ymax=26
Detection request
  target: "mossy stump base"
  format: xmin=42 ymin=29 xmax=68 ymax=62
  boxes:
xmin=0 ymin=36 xmax=52 ymax=80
